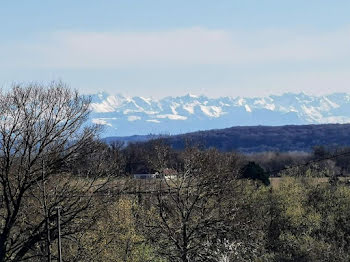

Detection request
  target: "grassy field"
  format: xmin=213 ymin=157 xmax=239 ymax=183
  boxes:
xmin=270 ymin=176 xmax=350 ymax=188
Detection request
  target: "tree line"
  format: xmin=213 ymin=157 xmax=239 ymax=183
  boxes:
xmin=145 ymin=123 xmax=350 ymax=153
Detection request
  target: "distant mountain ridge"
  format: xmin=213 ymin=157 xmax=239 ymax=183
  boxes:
xmin=89 ymin=92 xmax=350 ymax=136
xmin=166 ymin=124 xmax=350 ymax=152
xmin=105 ymin=124 xmax=350 ymax=153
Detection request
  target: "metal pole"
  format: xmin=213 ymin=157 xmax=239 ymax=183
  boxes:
xmin=42 ymin=160 xmax=51 ymax=262
xmin=46 ymin=214 xmax=51 ymax=262
xmin=56 ymin=207 xmax=62 ymax=262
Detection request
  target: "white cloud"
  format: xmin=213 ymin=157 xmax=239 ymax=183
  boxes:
xmin=2 ymin=27 xmax=350 ymax=69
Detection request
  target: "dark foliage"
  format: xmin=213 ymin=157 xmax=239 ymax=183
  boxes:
xmin=240 ymin=162 xmax=270 ymax=186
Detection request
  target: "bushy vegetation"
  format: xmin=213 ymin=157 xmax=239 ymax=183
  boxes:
xmin=61 ymin=173 xmax=350 ymax=262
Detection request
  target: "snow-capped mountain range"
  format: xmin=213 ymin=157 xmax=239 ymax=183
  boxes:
xmin=89 ymin=92 xmax=350 ymax=137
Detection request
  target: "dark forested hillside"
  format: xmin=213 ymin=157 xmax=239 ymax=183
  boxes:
xmin=106 ymin=124 xmax=350 ymax=152
xmin=168 ymin=124 xmax=350 ymax=152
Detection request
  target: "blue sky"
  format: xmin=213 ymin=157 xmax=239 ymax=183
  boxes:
xmin=1 ymin=0 xmax=349 ymax=98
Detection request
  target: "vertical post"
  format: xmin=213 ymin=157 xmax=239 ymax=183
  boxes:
xmin=56 ymin=207 xmax=62 ymax=262
xmin=42 ymin=160 xmax=51 ymax=262
xmin=46 ymin=214 xmax=51 ymax=262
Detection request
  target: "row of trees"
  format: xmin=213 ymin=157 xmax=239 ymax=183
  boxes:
xmin=164 ymin=123 xmax=350 ymax=153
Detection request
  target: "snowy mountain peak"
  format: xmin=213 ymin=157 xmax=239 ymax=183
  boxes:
xmin=88 ymin=92 xmax=350 ymax=136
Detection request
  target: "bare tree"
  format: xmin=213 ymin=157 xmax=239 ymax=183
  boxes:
xmin=0 ymin=82 xmax=109 ymax=261
xmin=146 ymin=147 xmax=242 ymax=262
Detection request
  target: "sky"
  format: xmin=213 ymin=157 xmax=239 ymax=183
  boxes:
xmin=0 ymin=0 xmax=349 ymax=98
